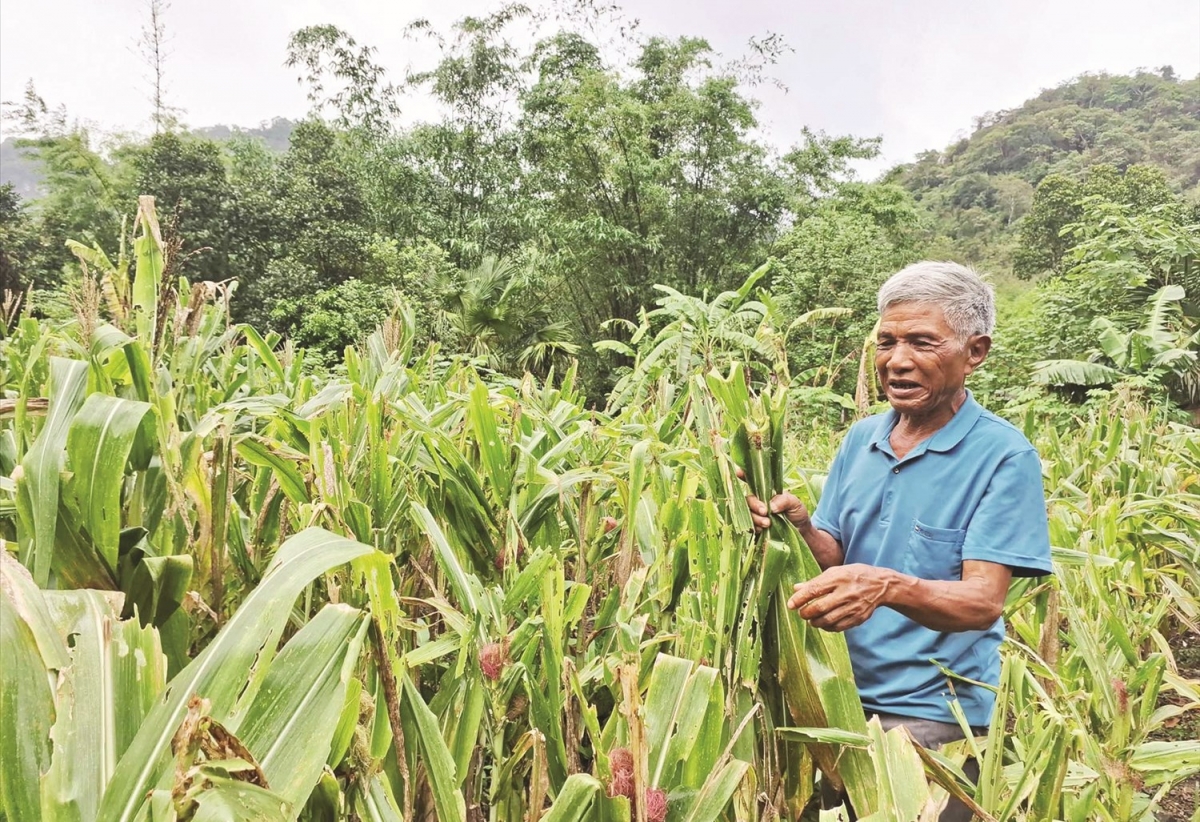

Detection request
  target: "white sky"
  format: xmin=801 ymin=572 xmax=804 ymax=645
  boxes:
xmin=1 ymin=0 xmax=1197 ymax=175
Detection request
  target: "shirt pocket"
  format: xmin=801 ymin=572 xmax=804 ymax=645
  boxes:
xmin=903 ymin=519 xmax=966 ymax=580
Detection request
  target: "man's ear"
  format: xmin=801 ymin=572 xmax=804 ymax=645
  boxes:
xmin=963 ymin=334 xmax=992 ymax=375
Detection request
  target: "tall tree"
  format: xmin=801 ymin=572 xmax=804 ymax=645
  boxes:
xmin=129 ymin=132 xmax=232 ymax=280
xmin=137 ymin=0 xmax=183 ymax=131
xmin=0 ymin=184 xmax=41 ymax=294
xmin=519 ymin=35 xmax=790 ymax=352
xmin=1013 ymin=163 xmax=1183 ymax=278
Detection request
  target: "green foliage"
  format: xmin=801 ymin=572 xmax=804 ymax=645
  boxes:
xmin=438 ymin=255 xmax=579 ymax=375
xmin=1013 ymin=163 xmax=1184 ymax=278
xmin=0 ymin=184 xmax=40 ymax=294
xmin=285 ymin=26 xmax=400 ymax=132
xmin=4 ymin=254 xmax=1198 ymax=819
xmin=600 ymin=263 xmax=784 ymax=411
xmin=894 ymin=70 xmax=1200 ymax=273
xmin=1023 ymin=197 xmax=1200 ymax=370
xmin=522 ymin=33 xmax=791 ymax=357
xmin=129 ymin=132 xmax=233 ymax=281
xmin=14 ymin=128 xmax=129 ymax=290
xmin=771 ymin=183 xmax=923 ymax=402
xmin=272 ymin=280 xmax=399 ymax=368
xmin=1033 ymin=284 xmax=1200 ymax=406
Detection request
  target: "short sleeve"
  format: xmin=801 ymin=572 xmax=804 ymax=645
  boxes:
xmin=962 ymin=448 xmax=1053 ymax=577
xmin=810 ymin=429 xmax=855 ymax=543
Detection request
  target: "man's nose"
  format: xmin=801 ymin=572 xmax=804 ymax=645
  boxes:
xmin=884 ymin=342 xmax=916 ymax=371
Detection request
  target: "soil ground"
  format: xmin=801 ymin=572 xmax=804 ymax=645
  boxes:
xmin=1156 ymin=629 xmax=1199 ymax=821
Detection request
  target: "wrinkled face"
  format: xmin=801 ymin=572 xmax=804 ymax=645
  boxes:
xmin=875 ymin=302 xmax=990 ymax=420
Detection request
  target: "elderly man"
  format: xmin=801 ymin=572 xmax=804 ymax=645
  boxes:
xmin=747 ymin=261 xmax=1052 ymax=820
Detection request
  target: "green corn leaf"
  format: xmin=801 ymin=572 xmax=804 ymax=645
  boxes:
xmin=776 ymin=727 xmax=871 ymax=748
xmin=188 ymin=773 xmax=290 ymax=822
xmin=772 ymin=559 xmax=877 ymax=813
xmin=0 ymin=554 xmax=60 ymax=822
xmin=302 ymin=768 xmax=342 ymax=822
xmin=680 ymin=759 xmax=751 ymax=822
xmin=908 ymin=744 xmax=996 ymax=822
xmin=97 ymin=528 xmax=373 ymax=822
xmin=120 ymin=551 xmax=193 ymax=675
xmin=643 ymin=654 xmax=720 ymax=790
xmin=1029 ymin=724 xmax=1069 ymax=821
xmin=132 ymin=197 xmax=164 ymax=347
xmin=234 ymin=604 xmax=369 ymax=810
xmin=235 ymin=436 xmax=311 ymax=505
xmin=64 ymin=393 xmax=155 ymax=574
xmin=240 ymin=324 xmax=288 ymax=387
xmin=0 ymin=549 xmax=69 ymax=669
xmin=867 ymin=719 xmax=931 ymax=822
xmin=469 ymin=380 xmax=513 ymax=501
xmin=356 ymin=773 xmax=404 ymax=822
xmin=17 ymin=356 xmax=89 ymax=586
xmin=400 ymin=672 xmax=467 ymax=822
xmin=41 ymin=590 xmax=168 ymax=822
xmin=327 ymin=678 xmax=363 ymax=770
xmin=540 ymin=774 xmax=603 ymax=822
xmin=413 ymin=502 xmax=480 ymax=615
xmin=446 ymin=678 xmax=485 ymax=788
xmin=1128 ymin=740 xmax=1200 ymax=783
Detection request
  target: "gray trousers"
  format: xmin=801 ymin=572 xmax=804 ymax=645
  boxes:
xmin=821 ymin=712 xmax=983 ymax=822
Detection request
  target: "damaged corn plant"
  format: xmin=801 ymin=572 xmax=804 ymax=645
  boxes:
xmin=2 ymin=198 xmax=1199 ymax=821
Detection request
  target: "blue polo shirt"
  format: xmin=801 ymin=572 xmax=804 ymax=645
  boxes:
xmin=810 ymin=392 xmax=1052 ymax=727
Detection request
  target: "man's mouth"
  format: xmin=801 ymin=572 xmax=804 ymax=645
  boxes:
xmin=887 ymin=380 xmax=923 ymax=397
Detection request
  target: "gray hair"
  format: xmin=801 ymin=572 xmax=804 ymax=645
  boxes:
xmin=877 ymin=261 xmax=995 ymax=338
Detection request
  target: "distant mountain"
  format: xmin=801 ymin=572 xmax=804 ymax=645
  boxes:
xmin=0 ymin=138 xmax=45 ymax=199
xmin=192 ymin=117 xmax=298 ymax=154
xmin=888 ymin=68 xmax=1200 ymax=268
xmin=0 ymin=117 xmax=300 ymax=202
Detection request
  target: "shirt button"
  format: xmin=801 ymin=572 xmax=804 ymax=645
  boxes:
xmin=892 ymin=467 xmax=900 ymax=474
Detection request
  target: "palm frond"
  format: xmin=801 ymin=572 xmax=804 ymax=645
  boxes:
xmin=1031 ymin=359 xmax=1125 ymax=386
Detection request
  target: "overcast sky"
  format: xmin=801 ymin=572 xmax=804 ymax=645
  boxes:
xmin=1 ymin=0 xmax=1197 ymax=175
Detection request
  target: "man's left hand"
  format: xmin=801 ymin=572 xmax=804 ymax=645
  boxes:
xmin=787 ymin=564 xmax=892 ymax=632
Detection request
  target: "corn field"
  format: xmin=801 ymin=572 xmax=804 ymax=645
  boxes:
xmin=1 ymin=199 xmax=1198 ymax=821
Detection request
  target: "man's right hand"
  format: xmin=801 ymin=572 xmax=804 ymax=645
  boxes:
xmin=736 ymin=466 xmax=812 ymax=534
xmin=748 ymin=492 xmax=811 ymax=534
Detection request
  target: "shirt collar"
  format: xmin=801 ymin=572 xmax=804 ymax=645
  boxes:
xmin=870 ymin=390 xmax=984 ymax=456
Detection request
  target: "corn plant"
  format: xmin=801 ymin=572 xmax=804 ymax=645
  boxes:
xmin=3 ymin=196 xmax=1199 ymax=820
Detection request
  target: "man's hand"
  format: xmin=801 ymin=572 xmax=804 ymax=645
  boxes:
xmin=787 ymin=564 xmax=890 ymax=632
xmin=747 ymin=491 xmax=812 ymax=534
xmin=735 ymin=466 xmax=812 ymax=534
xmin=788 ymin=561 xmax=1014 ymax=633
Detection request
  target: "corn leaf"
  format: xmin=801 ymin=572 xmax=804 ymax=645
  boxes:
xmin=413 ymin=502 xmax=480 ymax=615
xmin=41 ymin=589 xmax=168 ymax=822
xmin=17 ymin=357 xmax=89 ymax=586
xmin=97 ymin=528 xmax=373 ymax=822
xmin=643 ymin=654 xmax=720 ymax=789
xmin=234 ymin=603 xmax=370 ymax=811
xmin=64 ymin=393 xmax=154 ymax=573
xmin=0 ymin=554 xmax=59 ymax=822
xmin=469 ymin=380 xmax=513 ymax=501
xmin=866 ymin=720 xmax=930 ymax=822
xmin=356 ymin=773 xmax=404 ymax=822
xmin=400 ymin=671 xmax=467 ymax=822
xmin=235 ymin=436 xmax=311 ymax=505
xmin=680 ymin=759 xmax=751 ymax=822
xmin=540 ymin=774 xmax=603 ymax=821
xmin=132 ymin=196 xmax=164 ymax=346
xmin=188 ymin=774 xmax=290 ymax=822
